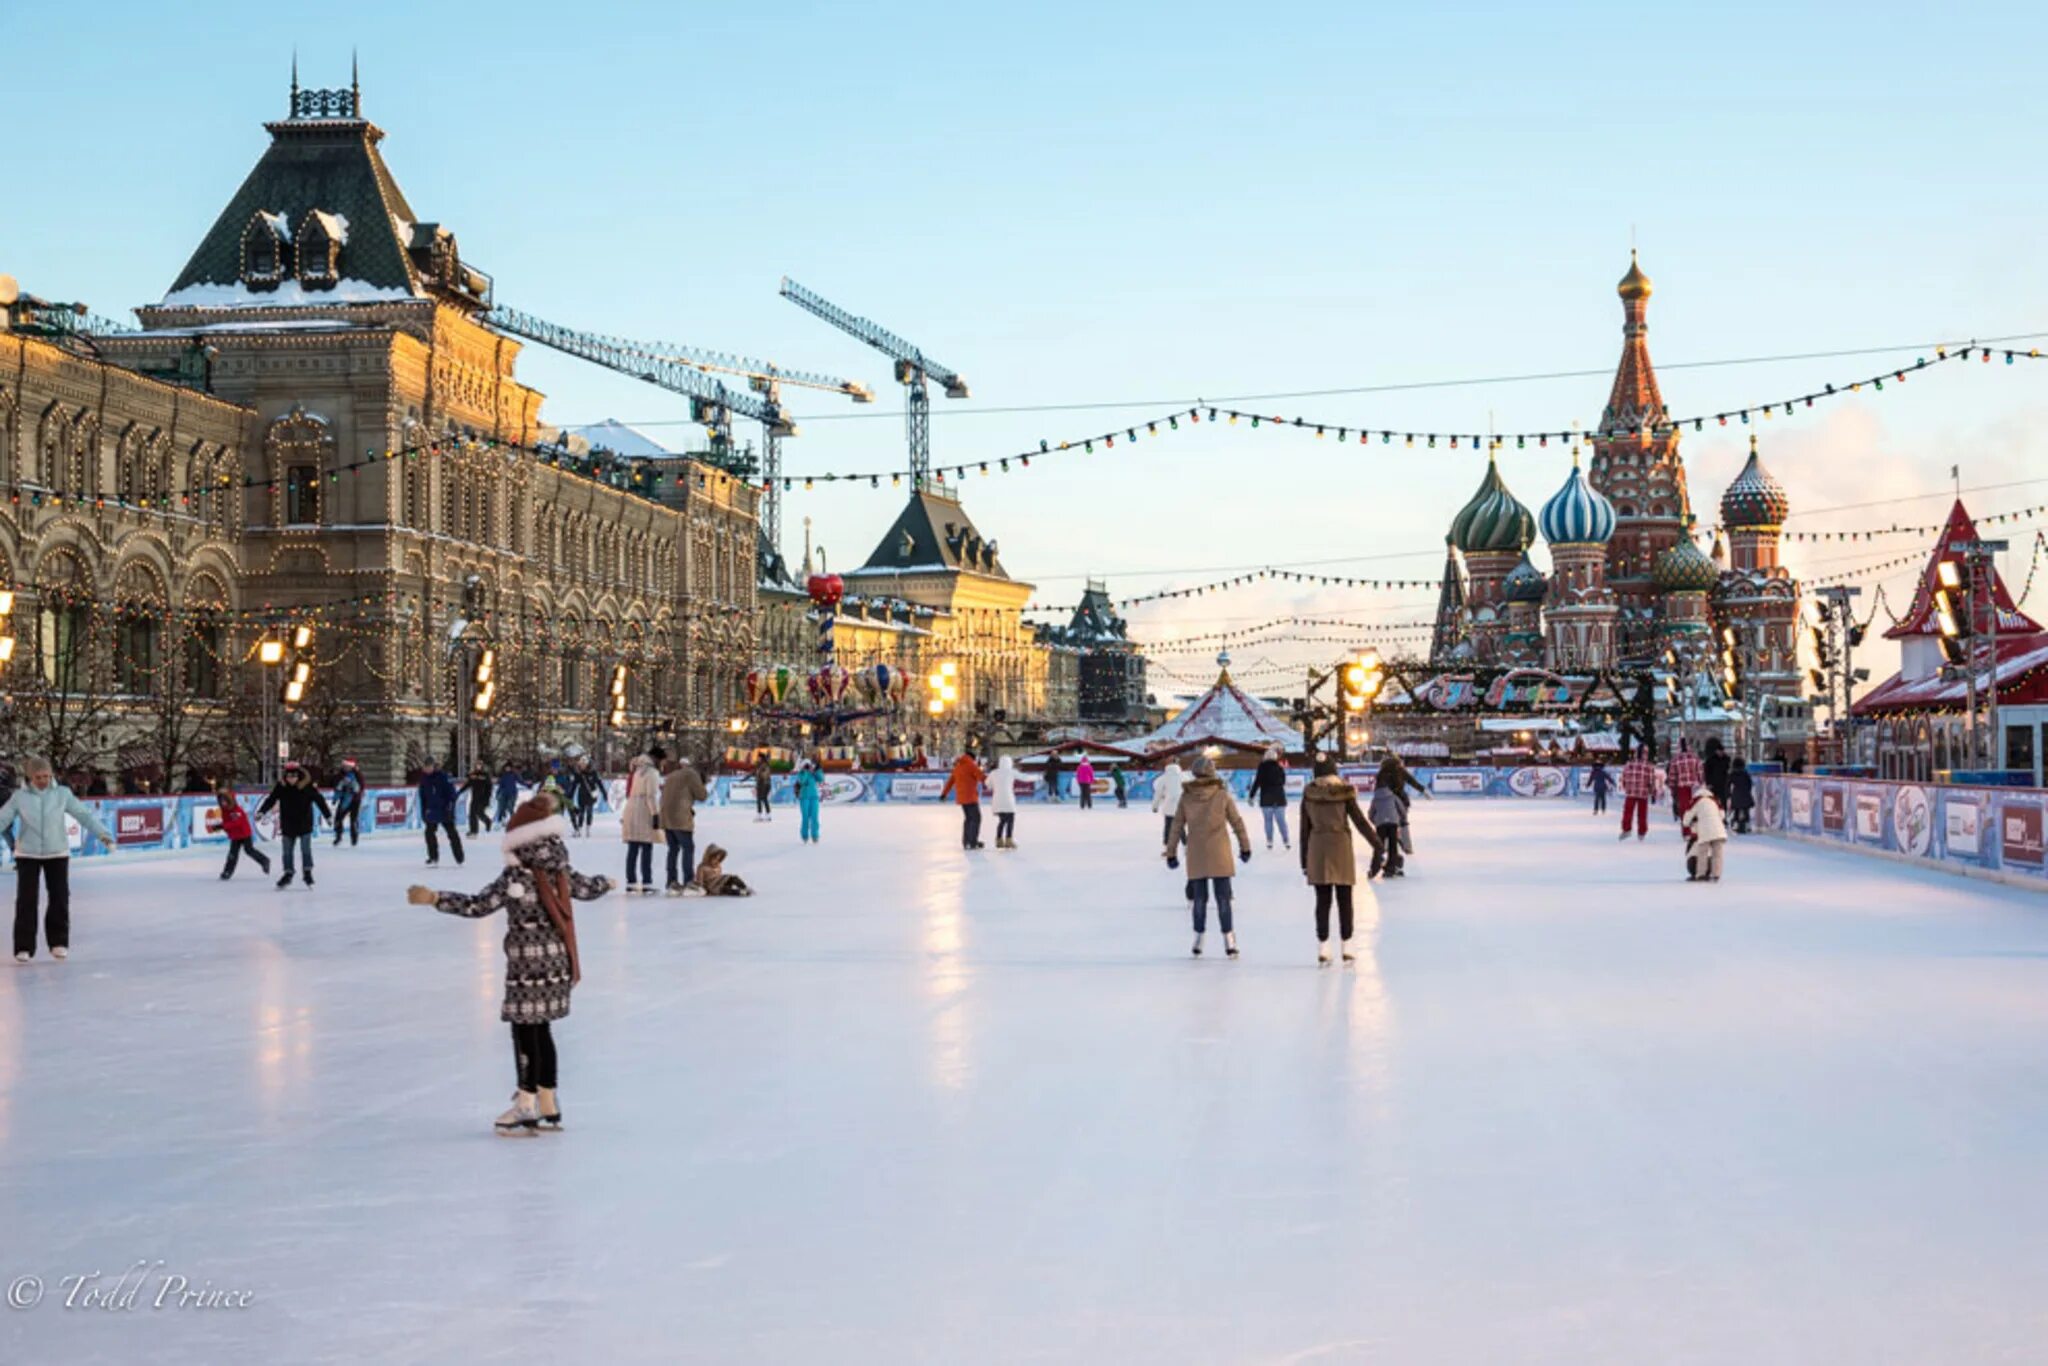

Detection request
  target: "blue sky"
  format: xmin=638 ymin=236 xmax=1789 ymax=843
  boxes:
xmin=7 ymin=0 xmax=2047 ymax=687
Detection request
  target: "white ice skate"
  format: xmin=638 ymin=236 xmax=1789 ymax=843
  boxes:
xmin=13 ymin=952 xmax=27 ymax=964
xmin=1317 ymin=940 xmax=1333 ymax=966
xmin=1225 ymin=932 xmax=1239 ymax=959
xmin=536 ymin=1087 xmax=562 ymax=1131
xmin=51 ymin=947 xmax=67 ymax=961
xmin=495 ymin=1090 xmax=540 ymax=1137
xmin=1340 ymin=939 xmax=1355 ymax=965
xmin=1191 ymin=933 xmax=1203 ymax=957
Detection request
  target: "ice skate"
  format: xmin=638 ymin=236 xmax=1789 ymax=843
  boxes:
xmin=1341 ymin=939 xmax=1355 ymax=964
xmin=304 ymin=871 xmax=315 ymax=887
xmin=536 ymin=1088 xmax=562 ymax=1131
xmin=51 ymin=947 xmax=67 ymax=961
xmin=1225 ymin=932 xmax=1239 ymax=959
xmin=1191 ymin=933 xmax=1203 ymax=957
xmin=276 ymin=871 xmax=294 ymax=888
xmin=495 ymin=1090 xmax=540 ymax=1137
xmin=1318 ymin=940 xmax=1333 ymax=966
xmin=13 ymin=952 xmax=27 ymax=963
xmin=665 ymin=883 xmax=685 ymax=898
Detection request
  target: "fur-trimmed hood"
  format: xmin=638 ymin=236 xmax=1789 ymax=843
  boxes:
xmin=502 ymin=813 xmax=570 ymax=866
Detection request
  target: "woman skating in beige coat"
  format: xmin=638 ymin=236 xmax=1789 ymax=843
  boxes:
xmin=619 ymin=754 xmax=661 ymax=894
xmin=1299 ymin=759 xmax=1381 ymax=965
xmin=1164 ymin=757 xmax=1252 ymax=958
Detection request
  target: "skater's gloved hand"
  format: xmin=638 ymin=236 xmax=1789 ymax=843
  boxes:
xmin=1239 ymin=849 xmax=1251 ymax=864
xmin=1165 ymin=854 xmax=1179 ymax=869
xmin=405 ymin=886 xmax=435 ymax=905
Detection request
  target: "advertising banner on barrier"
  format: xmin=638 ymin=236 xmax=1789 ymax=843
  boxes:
xmin=1509 ymin=767 xmax=1569 ymax=798
xmin=818 ymin=774 xmax=869 ymax=805
xmin=375 ymin=794 xmax=411 ymax=829
xmin=113 ymin=804 xmax=168 ymax=848
xmin=1431 ymin=770 xmax=1488 ymax=795
xmin=1756 ymin=775 xmax=2048 ymax=883
xmin=1787 ymin=783 xmax=1813 ymax=831
xmin=887 ymin=776 xmax=950 ymax=802
xmin=2002 ymin=801 xmax=2044 ymax=868
xmin=191 ymin=802 xmax=225 ymax=843
xmin=1853 ymin=792 xmax=1884 ymax=843
xmin=1946 ymin=799 xmax=1982 ymax=857
xmin=1892 ymin=785 xmax=1934 ymax=858
xmin=1821 ymin=786 xmax=1846 ymax=833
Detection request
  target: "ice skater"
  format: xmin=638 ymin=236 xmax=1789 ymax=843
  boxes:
xmin=494 ymin=763 xmax=523 ymax=828
xmin=659 ymin=753 xmax=708 ymax=894
xmin=682 ymin=843 xmax=753 ymax=897
xmin=1111 ymin=764 xmax=1128 ymax=809
xmin=330 ymin=758 xmax=364 ymax=847
xmin=256 ymin=762 xmax=332 ymax=888
xmin=990 ymin=754 xmax=1020 ymax=848
xmin=1666 ymin=739 xmax=1703 ymax=823
xmin=418 ymin=758 xmax=464 ymax=867
xmin=1681 ymin=788 xmax=1729 ymax=881
xmin=406 ymin=796 xmax=613 ymax=1135
xmin=1728 ymin=764 xmax=1755 ymax=834
xmin=1152 ymin=758 xmax=1187 ymax=846
xmin=2 ymin=756 xmax=116 ymax=962
xmin=620 ymin=752 xmax=661 ymax=893
xmin=1249 ymin=746 xmax=1291 ymax=850
xmin=1618 ymin=746 xmax=1660 ymax=840
xmin=1299 ymin=758 xmax=1380 ymax=965
xmin=941 ymin=751 xmax=987 ymax=850
xmin=1587 ymin=757 xmax=1611 ymax=815
xmin=465 ymin=766 xmax=494 ymax=836
xmin=794 ymin=758 xmax=822 ymax=844
xmin=752 ymin=752 xmax=773 ymax=822
xmin=1075 ymin=757 xmax=1096 ymax=810
xmin=570 ymin=759 xmax=602 ymax=837
xmin=216 ymin=784 xmax=271 ymax=880
xmin=1165 ymin=757 xmax=1251 ymax=958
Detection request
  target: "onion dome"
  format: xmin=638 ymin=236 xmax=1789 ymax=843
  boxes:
xmin=1503 ymin=554 xmax=1549 ymax=603
xmin=1617 ymin=250 xmax=1652 ymax=302
xmin=1449 ymin=457 xmax=1535 ymax=554
xmin=1720 ymin=435 xmax=1790 ymax=528
xmin=1653 ymin=535 xmax=1720 ymax=593
xmin=1539 ymin=457 xmax=1617 ymax=546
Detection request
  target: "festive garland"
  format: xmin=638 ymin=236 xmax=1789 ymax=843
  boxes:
xmin=1025 ymin=567 xmax=1444 ymax=615
xmin=775 ymin=344 xmax=2046 ymax=490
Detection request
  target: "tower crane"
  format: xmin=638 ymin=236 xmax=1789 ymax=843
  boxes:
xmin=779 ymin=278 xmax=969 ymax=491
xmin=484 ymin=305 xmax=871 ymax=553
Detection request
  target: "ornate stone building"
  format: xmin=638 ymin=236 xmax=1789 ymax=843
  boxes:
xmin=39 ymin=75 xmax=760 ymax=782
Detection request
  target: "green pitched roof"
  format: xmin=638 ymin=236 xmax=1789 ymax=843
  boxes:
xmin=161 ymin=107 xmax=426 ymax=302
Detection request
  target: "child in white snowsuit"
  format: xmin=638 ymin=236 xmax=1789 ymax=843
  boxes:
xmin=1681 ymin=789 xmax=1728 ymax=882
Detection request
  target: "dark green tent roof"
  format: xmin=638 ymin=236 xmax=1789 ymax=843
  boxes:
xmin=850 ymin=489 xmax=1008 ymax=580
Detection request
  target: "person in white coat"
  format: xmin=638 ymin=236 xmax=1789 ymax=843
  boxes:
xmin=1151 ymin=760 xmax=1188 ymax=847
xmin=1681 ymin=789 xmax=1729 ymax=882
xmin=990 ymin=756 xmax=1021 ymax=849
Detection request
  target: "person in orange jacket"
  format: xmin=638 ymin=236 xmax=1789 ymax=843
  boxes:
xmin=938 ymin=751 xmax=989 ymax=851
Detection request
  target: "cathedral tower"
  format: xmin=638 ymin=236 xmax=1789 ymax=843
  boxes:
xmin=1539 ymin=454 xmax=1620 ymax=669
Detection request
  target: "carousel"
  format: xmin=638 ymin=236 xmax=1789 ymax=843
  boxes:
xmin=730 ymin=572 xmax=918 ymax=772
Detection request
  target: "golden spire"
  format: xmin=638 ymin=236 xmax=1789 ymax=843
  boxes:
xmin=1617 ymin=249 xmax=1653 ymax=302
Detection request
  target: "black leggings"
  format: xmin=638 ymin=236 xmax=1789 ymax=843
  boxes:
xmin=1313 ymin=884 xmax=1355 ymax=942
xmin=756 ymin=791 xmax=772 ymax=815
xmin=222 ymin=838 xmax=271 ymax=878
xmin=511 ymin=1021 xmax=558 ymax=1091
xmin=996 ymin=812 xmax=1015 ymax=841
xmin=12 ymin=858 xmax=70 ymax=957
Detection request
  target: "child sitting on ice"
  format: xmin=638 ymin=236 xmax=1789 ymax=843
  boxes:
xmin=1681 ymin=789 xmax=1728 ymax=882
xmin=681 ymin=843 xmax=753 ymax=897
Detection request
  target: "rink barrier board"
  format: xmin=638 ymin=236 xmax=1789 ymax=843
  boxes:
xmin=1753 ymin=774 xmax=2048 ymax=890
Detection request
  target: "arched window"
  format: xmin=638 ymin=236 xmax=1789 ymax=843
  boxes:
xmin=267 ymin=410 xmax=333 ymax=527
xmin=113 ymin=561 xmax=165 ymax=695
xmin=182 ymin=576 xmax=229 ymax=701
xmin=36 ymin=549 xmax=92 ymax=693
xmin=241 ymin=211 xmax=290 ymax=289
xmin=296 ymin=210 xmax=344 ymax=288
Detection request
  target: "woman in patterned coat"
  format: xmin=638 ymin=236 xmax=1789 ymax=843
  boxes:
xmin=407 ymin=798 xmax=614 ymax=1136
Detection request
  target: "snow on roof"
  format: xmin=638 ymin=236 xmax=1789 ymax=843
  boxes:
xmin=158 ymin=279 xmax=420 ymax=308
xmin=259 ymin=211 xmax=292 ymax=241
xmin=565 ymin=419 xmax=674 ymax=458
xmin=308 ymin=210 xmax=350 ymax=244
xmin=1886 ymin=500 xmax=2041 ymax=639
xmin=1122 ymin=667 xmax=1299 ymax=753
xmin=1854 ymin=634 xmax=2048 ymax=713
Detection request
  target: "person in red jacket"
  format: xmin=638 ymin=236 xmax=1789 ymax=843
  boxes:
xmin=217 ymin=784 xmax=272 ymax=880
xmin=938 ymin=752 xmax=988 ymax=851
xmin=1617 ymin=748 xmax=1662 ymax=841
xmin=1665 ymin=740 xmax=1704 ymax=822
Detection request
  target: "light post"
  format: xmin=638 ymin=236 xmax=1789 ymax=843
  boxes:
xmin=257 ymin=636 xmax=286 ymax=785
xmin=1337 ymin=650 xmax=1384 ymax=761
xmin=927 ymin=658 xmax=958 ymax=753
xmin=606 ymin=663 xmax=630 ymax=770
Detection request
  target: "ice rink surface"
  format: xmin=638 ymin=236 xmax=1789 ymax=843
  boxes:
xmin=5 ymin=797 xmax=2048 ymax=1364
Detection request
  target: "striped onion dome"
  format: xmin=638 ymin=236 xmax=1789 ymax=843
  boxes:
xmin=1653 ymin=535 xmax=1720 ymax=593
xmin=1539 ymin=459 xmax=1616 ymax=546
xmin=1503 ymin=553 xmax=1549 ymax=603
xmin=1720 ymin=436 xmax=1790 ymax=529
xmin=1449 ymin=458 xmax=1535 ymax=554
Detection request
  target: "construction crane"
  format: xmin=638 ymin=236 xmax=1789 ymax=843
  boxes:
xmin=779 ymin=278 xmax=969 ymax=491
xmin=485 ymin=305 xmax=870 ymax=553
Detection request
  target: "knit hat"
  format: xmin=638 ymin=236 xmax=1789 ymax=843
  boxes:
xmin=1191 ymin=756 xmax=1216 ymax=778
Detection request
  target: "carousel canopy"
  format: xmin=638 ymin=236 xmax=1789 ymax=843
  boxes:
xmin=1122 ymin=656 xmax=1301 ymax=755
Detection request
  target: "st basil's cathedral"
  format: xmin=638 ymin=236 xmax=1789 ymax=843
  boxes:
xmin=1430 ymin=255 xmax=1805 ymax=706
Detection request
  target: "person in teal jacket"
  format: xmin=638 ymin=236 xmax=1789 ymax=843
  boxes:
xmin=794 ymin=760 xmax=823 ymax=844
xmin=2 ymin=756 xmax=116 ymax=962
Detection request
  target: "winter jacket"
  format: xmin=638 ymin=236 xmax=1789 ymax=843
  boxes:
xmin=1618 ymin=756 xmax=1661 ymax=800
xmin=418 ymin=770 xmax=458 ymax=823
xmin=940 ymin=755 xmax=985 ymax=805
xmin=217 ymin=794 xmax=254 ymax=842
xmin=1378 ymin=760 xmax=1427 ymax=802
xmin=1729 ymin=767 xmax=1755 ymax=812
xmin=620 ymin=758 xmax=661 ymax=842
xmin=660 ymin=762 xmax=709 ymax=830
xmin=1703 ymin=749 xmax=1732 ymax=801
xmin=989 ymin=761 xmax=1019 ymax=814
xmin=569 ymin=768 xmax=602 ymax=808
xmin=427 ymin=814 xmax=612 ymax=1023
xmin=1300 ymin=775 xmax=1379 ymax=885
xmin=1166 ymin=776 xmax=1251 ymax=880
xmin=0 ymin=782 xmax=114 ymax=858
xmin=794 ymin=767 xmax=822 ymax=809
xmin=256 ymin=778 xmax=332 ymax=838
xmin=495 ymin=771 xmax=523 ymax=805
xmin=692 ymin=844 xmax=752 ymax=897
xmin=1075 ymin=760 xmax=1096 ymax=790
xmin=1667 ymin=749 xmax=1704 ymax=794
xmin=332 ymin=769 xmax=364 ymax=812
xmin=1249 ymin=758 xmax=1289 ymax=808
xmin=1682 ymin=791 xmax=1728 ymax=843
xmin=753 ymin=762 xmax=772 ymax=798
xmin=1111 ymin=769 xmax=1126 ymax=797
xmin=464 ymin=774 xmax=492 ymax=808
xmin=1367 ymin=784 xmax=1407 ymax=827
xmin=1588 ymin=764 xmax=1612 ymax=795
xmin=1151 ymin=764 xmax=1187 ymax=814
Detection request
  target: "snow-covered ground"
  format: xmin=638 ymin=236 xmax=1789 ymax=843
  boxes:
xmin=5 ymin=798 xmax=2048 ymax=1364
